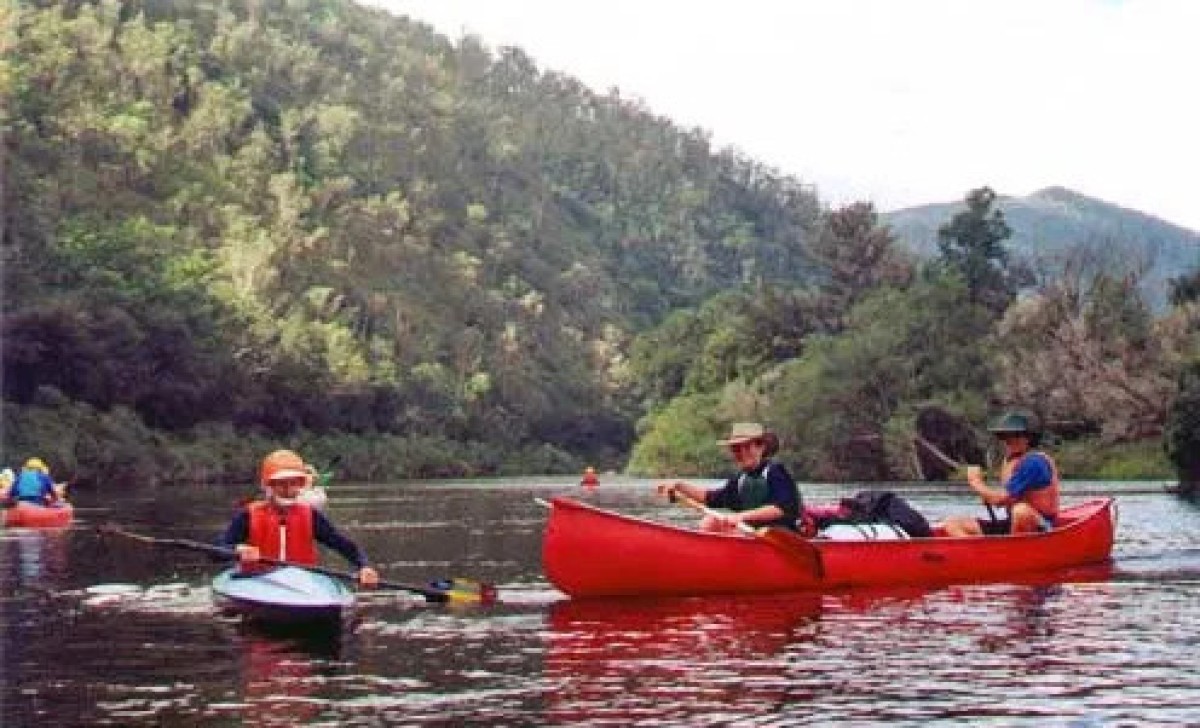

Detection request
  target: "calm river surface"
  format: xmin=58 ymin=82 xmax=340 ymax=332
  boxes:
xmin=2 ymin=478 xmax=1199 ymax=726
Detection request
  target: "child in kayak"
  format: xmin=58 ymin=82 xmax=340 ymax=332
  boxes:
xmin=219 ymin=449 xmax=379 ymax=587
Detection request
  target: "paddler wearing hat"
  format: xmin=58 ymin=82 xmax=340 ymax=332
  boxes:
xmin=943 ymin=410 xmax=1061 ymax=536
xmin=657 ymin=422 xmax=802 ymax=533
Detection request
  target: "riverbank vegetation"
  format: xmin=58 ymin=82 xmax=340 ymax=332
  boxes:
xmin=3 ymin=1 xmax=1197 ymax=486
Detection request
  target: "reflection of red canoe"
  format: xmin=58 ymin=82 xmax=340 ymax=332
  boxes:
xmin=3 ymin=501 xmax=74 ymax=528
xmin=542 ymin=497 xmax=1116 ymax=598
xmin=544 ymin=593 xmax=823 ymax=724
xmin=550 ymin=592 xmax=823 ymax=655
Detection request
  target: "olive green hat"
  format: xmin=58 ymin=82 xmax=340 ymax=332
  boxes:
xmin=987 ymin=410 xmax=1042 ymax=445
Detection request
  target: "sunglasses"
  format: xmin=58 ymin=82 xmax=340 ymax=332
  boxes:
xmin=729 ymin=440 xmax=761 ymax=452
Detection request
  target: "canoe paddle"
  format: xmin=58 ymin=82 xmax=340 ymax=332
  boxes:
xmin=914 ymin=434 xmax=1001 ymax=523
xmin=99 ymin=525 xmax=498 ymax=605
xmin=667 ymin=490 xmax=824 ymax=579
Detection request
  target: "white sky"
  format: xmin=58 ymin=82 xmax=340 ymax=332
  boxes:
xmin=368 ymin=0 xmax=1200 ymax=232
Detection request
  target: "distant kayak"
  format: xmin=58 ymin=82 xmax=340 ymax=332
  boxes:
xmin=3 ymin=501 xmax=74 ymax=528
xmin=212 ymin=566 xmax=354 ymax=625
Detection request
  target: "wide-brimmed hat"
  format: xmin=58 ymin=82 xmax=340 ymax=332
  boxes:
xmin=717 ymin=422 xmax=768 ymax=446
xmin=987 ymin=411 xmax=1040 ymax=436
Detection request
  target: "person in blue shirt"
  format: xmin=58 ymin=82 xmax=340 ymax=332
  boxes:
xmin=943 ymin=411 xmax=1061 ymax=536
xmin=9 ymin=458 xmax=60 ymax=506
xmin=658 ymin=422 xmax=802 ymax=531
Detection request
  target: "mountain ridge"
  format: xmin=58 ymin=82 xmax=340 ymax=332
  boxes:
xmin=881 ymin=187 xmax=1200 ymax=307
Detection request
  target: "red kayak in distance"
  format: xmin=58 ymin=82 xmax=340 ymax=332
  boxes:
xmin=3 ymin=501 xmax=75 ymax=528
xmin=542 ymin=496 xmax=1116 ymax=598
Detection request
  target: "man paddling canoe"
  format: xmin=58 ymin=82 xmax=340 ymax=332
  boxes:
xmin=657 ymin=422 xmax=803 ymax=532
xmin=943 ymin=411 xmax=1061 ymax=536
xmin=219 ymin=449 xmax=379 ymax=587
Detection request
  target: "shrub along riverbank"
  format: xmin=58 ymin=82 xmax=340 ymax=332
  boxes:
xmin=3 ymin=392 xmax=1172 ymax=488
xmin=1 ymin=395 xmax=581 ymax=487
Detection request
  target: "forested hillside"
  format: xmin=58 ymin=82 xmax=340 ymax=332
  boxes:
xmin=2 ymin=0 xmax=824 ymax=482
xmin=627 ymin=183 xmax=1198 ymax=482
xmin=883 ymin=187 xmax=1200 ymax=309
xmin=3 ymin=1 xmax=1198 ymax=486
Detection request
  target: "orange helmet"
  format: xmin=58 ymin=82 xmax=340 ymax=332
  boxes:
xmin=259 ymin=450 xmax=310 ymax=486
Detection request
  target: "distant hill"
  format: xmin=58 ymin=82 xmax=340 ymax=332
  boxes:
xmin=882 ymin=187 xmax=1200 ymax=308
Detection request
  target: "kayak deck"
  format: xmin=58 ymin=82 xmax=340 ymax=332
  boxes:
xmin=212 ymin=566 xmax=354 ymax=624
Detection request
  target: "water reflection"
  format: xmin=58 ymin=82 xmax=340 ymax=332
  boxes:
xmin=803 ymin=570 xmax=1136 ymax=723
xmin=542 ymin=566 xmax=1125 ymax=725
xmin=544 ymin=593 xmax=823 ymax=724
xmin=1 ymin=529 xmax=70 ymax=587
xmin=231 ymin=624 xmax=345 ymax=727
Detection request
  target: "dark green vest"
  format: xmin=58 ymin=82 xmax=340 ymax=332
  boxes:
xmin=736 ymin=464 xmax=773 ymax=510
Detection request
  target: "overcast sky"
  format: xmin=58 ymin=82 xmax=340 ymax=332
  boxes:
xmin=369 ymin=0 xmax=1200 ymax=231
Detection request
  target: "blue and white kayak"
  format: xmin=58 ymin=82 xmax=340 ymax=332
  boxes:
xmin=212 ymin=566 xmax=354 ymax=624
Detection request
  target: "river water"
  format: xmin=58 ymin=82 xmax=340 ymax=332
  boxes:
xmin=2 ymin=478 xmax=1198 ymax=726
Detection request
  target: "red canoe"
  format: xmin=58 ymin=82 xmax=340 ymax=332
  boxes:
xmin=542 ymin=496 xmax=1116 ymax=598
xmin=3 ymin=501 xmax=74 ymax=528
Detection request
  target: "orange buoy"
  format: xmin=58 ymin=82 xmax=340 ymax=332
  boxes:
xmin=580 ymin=467 xmax=599 ymax=487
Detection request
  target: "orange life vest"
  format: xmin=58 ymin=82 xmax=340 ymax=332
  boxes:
xmin=246 ymin=501 xmax=318 ymax=565
xmin=999 ymin=450 xmax=1061 ymax=519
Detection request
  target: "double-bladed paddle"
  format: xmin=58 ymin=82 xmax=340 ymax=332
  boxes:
xmin=312 ymin=454 xmax=342 ymax=489
xmin=667 ymin=490 xmax=824 ymax=579
xmin=99 ymin=524 xmax=498 ymax=605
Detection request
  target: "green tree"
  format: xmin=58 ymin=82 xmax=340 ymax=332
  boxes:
xmin=766 ymin=275 xmax=994 ymax=480
xmin=1164 ymin=360 xmax=1200 ymax=493
xmin=809 ymin=202 xmax=913 ymax=332
xmin=1169 ymin=266 xmax=1200 ymax=306
xmin=936 ymin=187 xmax=1025 ymax=315
xmin=626 ymin=391 xmax=728 ymax=477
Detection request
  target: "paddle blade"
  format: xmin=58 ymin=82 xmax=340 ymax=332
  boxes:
xmin=757 ymin=527 xmax=825 ymax=579
xmin=427 ymin=578 xmax=499 ymax=606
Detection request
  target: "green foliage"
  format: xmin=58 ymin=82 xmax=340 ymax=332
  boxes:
xmin=765 ymin=276 xmax=996 ymax=480
xmin=1165 ymin=360 xmax=1200 ymax=486
xmin=1169 ymin=267 xmax=1200 ymax=307
xmin=1 ymin=393 xmax=172 ymax=485
xmin=809 ymin=202 xmax=913 ymax=331
xmin=1 ymin=1 xmax=1184 ymax=483
xmin=626 ymin=393 xmax=729 ymax=477
xmin=0 ymin=394 xmax=589 ymax=486
xmin=627 ymin=288 xmax=817 ymax=410
xmin=4 ymin=0 xmax=824 ymax=478
xmin=1054 ymin=437 xmax=1173 ymax=480
xmin=935 ymin=187 xmax=1024 ymax=315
